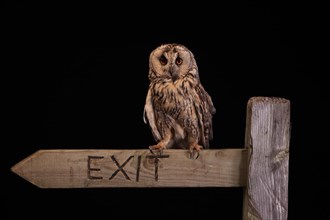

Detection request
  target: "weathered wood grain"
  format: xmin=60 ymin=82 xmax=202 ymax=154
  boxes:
xmin=11 ymin=149 xmax=247 ymax=188
xmin=243 ymin=97 xmax=290 ymax=220
xmin=10 ymin=96 xmax=291 ymax=219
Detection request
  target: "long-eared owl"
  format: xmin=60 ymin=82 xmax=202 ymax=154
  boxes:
xmin=143 ymin=43 xmax=216 ymax=157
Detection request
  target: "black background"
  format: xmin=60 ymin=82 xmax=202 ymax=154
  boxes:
xmin=3 ymin=1 xmax=328 ymax=219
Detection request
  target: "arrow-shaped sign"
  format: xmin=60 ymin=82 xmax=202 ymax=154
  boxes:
xmin=11 ymin=149 xmax=247 ymax=188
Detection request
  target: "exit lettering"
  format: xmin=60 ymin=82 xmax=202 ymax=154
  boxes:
xmin=87 ymin=154 xmax=170 ymax=182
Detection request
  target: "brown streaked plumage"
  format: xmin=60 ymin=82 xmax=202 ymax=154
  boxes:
xmin=143 ymin=43 xmax=216 ymax=157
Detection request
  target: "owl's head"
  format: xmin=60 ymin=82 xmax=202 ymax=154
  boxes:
xmin=148 ymin=43 xmax=199 ymax=82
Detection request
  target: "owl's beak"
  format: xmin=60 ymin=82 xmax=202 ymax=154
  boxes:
xmin=169 ymin=64 xmax=178 ymax=81
xmin=171 ymin=73 xmax=178 ymax=81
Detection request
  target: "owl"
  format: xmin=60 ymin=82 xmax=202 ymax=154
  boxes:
xmin=143 ymin=43 xmax=216 ymax=158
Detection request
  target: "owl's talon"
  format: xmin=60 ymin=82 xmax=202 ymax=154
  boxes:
xmin=149 ymin=146 xmax=164 ymax=156
xmin=188 ymin=150 xmax=200 ymax=160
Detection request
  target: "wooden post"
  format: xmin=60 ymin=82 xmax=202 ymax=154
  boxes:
xmin=243 ymin=97 xmax=290 ymax=220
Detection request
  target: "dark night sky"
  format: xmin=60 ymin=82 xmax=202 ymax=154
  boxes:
xmin=3 ymin=1 xmax=328 ymax=219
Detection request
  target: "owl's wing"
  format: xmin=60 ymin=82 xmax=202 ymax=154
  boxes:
xmin=192 ymin=84 xmax=216 ymax=149
xmin=143 ymin=88 xmax=162 ymax=141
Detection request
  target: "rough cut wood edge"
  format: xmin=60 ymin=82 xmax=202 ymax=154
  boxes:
xmin=11 ymin=149 xmax=247 ymax=188
xmin=243 ymin=97 xmax=290 ymax=220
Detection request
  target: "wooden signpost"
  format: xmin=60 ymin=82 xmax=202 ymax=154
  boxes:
xmin=11 ymin=97 xmax=290 ymax=220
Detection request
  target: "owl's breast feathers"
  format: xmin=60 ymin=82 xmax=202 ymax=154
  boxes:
xmin=144 ymin=76 xmax=216 ymax=149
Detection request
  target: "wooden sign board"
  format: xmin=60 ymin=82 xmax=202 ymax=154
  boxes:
xmin=11 ymin=149 xmax=247 ymax=188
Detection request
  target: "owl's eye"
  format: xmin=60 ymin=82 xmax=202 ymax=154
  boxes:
xmin=159 ymin=56 xmax=167 ymax=65
xmin=175 ymin=57 xmax=183 ymax=65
